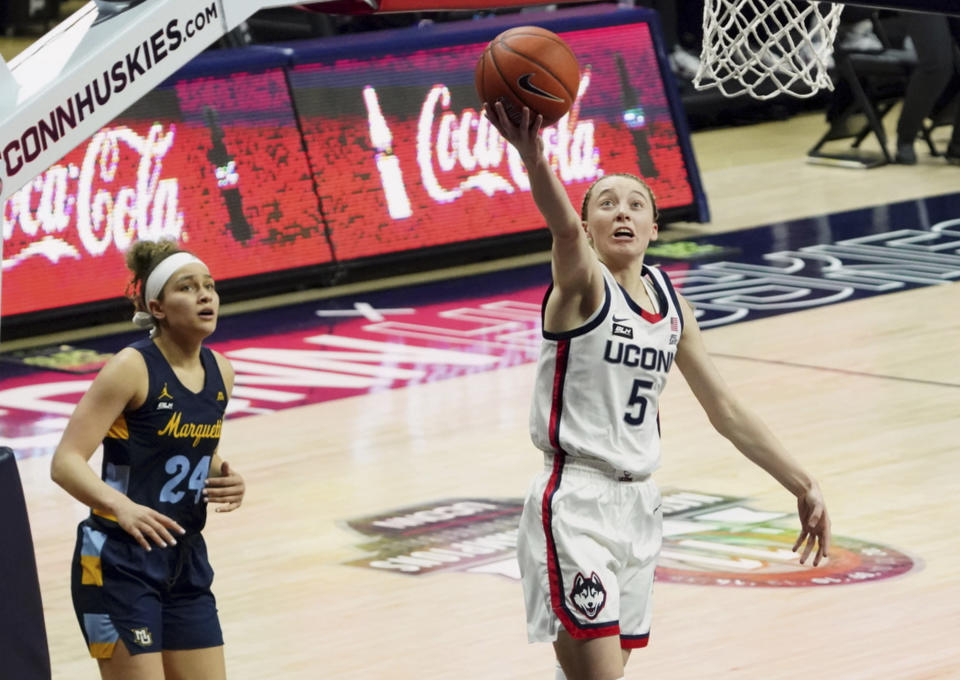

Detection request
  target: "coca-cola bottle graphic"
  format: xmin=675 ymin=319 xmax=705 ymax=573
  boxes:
xmin=362 ymin=85 xmax=412 ymax=220
xmin=203 ymin=106 xmax=253 ymax=242
xmin=615 ymin=53 xmax=658 ymax=179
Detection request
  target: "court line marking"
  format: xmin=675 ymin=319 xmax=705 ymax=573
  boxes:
xmin=710 ymin=353 xmax=960 ymax=389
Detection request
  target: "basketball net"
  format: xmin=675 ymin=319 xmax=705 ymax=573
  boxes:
xmin=694 ymin=0 xmax=844 ymax=100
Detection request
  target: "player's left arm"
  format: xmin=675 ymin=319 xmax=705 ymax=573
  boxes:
xmin=205 ymin=350 xmax=244 ymax=512
xmin=673 ymin=294 xmax=830 ymax=565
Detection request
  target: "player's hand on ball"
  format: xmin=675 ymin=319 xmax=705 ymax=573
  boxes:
xmin=484 ymin=99 xmax=543 ymax=163
xmin=793 ymin=481 xmax=830 ymax=566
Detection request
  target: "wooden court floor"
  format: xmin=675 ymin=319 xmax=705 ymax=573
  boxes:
xmin=10 ymin=115 xmax=960 ymax=679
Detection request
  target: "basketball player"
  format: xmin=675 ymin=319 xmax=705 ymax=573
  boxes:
xmin=484 ymin=100 xmax=831 ymax=680
xmin=51 ymin=239 xmax=244 ymax=680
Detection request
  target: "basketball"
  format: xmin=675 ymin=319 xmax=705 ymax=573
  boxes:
xmin=475 ymin=26 xmax=580 ymax=128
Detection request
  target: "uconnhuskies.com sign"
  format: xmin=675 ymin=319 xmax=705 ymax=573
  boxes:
xmin=0 ymin=0 xmax=224 ymax=205
xmin=342 ymin=492 xmax=916 ymax=587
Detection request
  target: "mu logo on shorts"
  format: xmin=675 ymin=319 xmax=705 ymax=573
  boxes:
xmin=570 ymin=571 xmax=606 ymax=619
xmin=131 ymin=627 xmax=153 ymax=647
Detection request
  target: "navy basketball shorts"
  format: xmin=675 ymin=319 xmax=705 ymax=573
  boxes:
xmin=517 ymin=454 xmax=663 ymax=649
xmin=70 ymin=519 xmax=223 ymax=658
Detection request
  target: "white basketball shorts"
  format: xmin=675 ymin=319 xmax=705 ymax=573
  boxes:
xmin=517 ymin=454 xmax=663 ymax=649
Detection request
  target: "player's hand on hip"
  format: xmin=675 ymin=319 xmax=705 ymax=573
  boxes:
xmin=793 ymin=482 xmax=831 ymax=566
xmin=116 ymin=499 xmax=186 ymax=551
xmin=204 ymin=460 xmax=244 ymax=512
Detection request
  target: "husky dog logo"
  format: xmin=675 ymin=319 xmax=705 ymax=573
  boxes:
xmin=570 ymin=571 xmax=606 ymax=619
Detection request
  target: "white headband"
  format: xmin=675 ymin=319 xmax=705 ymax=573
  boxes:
xmin=131 ymin=252 xmax=204 ymax=334
xmin=144 ymin=252 xmax=203 ymax=303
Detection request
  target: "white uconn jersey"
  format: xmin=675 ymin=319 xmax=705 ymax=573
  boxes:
xmin=529 ymin=263 xmax=684 ymax=478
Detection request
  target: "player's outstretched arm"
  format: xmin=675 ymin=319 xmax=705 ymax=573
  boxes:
xmin=673 ymin=295 xmax=831 ymax=565
xmin=484 ymin=102 xmax=596 ymax=284
xmin=483 ymin=101 xmax=579 ymax=237
xmin=483 ymin=100 xmax=601 ymax=319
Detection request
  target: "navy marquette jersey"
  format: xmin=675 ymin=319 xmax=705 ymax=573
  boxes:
xmin=529 ymin=263 xmax=684 ymax=478
xmin=93 ymin=338 xmax=227 ymax=535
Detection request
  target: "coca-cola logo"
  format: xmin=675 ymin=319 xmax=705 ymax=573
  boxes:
xmin=363 ymin=69 xmax=601 ymax=216
xmin=2 ymin=123 xmax=183 ymax=269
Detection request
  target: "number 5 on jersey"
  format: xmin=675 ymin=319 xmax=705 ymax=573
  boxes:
xmin=625 ymin=378 xmax=653 ymax=425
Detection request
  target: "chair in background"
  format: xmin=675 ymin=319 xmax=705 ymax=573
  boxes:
xmin=808 ymin=13 xmax=915 ymax=168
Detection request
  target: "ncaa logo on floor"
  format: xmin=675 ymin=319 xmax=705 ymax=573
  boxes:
xmin=341 ymin=492 xmax=916 ymax=587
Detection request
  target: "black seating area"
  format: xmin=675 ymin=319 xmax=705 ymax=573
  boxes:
xmin=808 ymin=11 xmax=960 ymax=168
xmin=808 ymin=15 xmax=916 ymax=168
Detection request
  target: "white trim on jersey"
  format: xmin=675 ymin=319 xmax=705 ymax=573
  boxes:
xmin=529 ymin=263 xmax=684 ymax=478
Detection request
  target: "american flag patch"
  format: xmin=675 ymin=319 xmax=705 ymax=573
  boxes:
xmin=670 ymin=316 xmax=679 ymax=332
